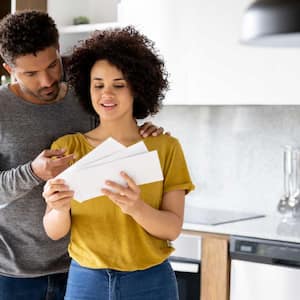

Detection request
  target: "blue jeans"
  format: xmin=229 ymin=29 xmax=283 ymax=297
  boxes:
xmin=0 ymin=272 xmax=68 ymax=300
xmin=65 ymin=259 xmax=179 ymax=300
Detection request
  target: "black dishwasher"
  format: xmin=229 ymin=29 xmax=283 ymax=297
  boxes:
xmin=170 ymin=256 xmax=201 ymax=300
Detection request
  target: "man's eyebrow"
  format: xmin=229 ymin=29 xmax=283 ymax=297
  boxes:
xmin=48 ymin=58 xmax=59 ymax=67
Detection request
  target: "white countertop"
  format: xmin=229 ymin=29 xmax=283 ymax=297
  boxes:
xmin=183 ymin=214 xmax=300 ymax=244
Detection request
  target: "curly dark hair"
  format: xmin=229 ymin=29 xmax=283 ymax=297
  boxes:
xmin=67 ymin=26 xmax=169 ymax=119
xmin=0 ymin=10 xmax=59 ymax=65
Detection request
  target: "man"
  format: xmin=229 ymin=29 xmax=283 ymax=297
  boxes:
xmin=0 ymin=10 xmax=165 ymax=300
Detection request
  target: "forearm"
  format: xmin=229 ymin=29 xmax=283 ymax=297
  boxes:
xmin=0 ymin=162 xmax=42 ymax=207
xmin=130 ymin=202 xmax=183 ymax=241
xmin=43 ymin=208 xmax=71 ymax=240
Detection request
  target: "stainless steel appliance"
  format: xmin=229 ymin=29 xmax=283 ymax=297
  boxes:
xmin=170 ymin=256 xmax=200 ymax=300
xmin=230 ymin=236 xmax=300 ymax=300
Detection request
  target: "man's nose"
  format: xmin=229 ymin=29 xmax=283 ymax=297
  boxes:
xmin=39 ymin=71 xmax=54 ymax=87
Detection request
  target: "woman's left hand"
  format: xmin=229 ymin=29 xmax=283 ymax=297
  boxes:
xmin=101 ymin=171 xmax=143 ymax=215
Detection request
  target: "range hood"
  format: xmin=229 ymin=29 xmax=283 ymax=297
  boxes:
xmin=241 ymin=0 xmax=300 ymax=47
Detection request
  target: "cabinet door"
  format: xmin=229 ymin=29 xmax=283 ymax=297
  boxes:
xmin=118 ymin=0 xmax=184 ymax=105
xmin=14 ymin=0 xmax=47 ymax=12
xmin=119 ymin=0 xmax=300 ymax=105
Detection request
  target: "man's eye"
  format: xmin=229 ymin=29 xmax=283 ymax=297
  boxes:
xmin=25 ymin=72 xmax=35 ymax=77
xmin=49 ymin=62 xmax=57 ymax=69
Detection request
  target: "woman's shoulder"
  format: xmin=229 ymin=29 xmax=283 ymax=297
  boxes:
xmin=143 ymin=134 xmax=181 ymax=150
xmin=52 ymin=132 xmax=85 ymax=149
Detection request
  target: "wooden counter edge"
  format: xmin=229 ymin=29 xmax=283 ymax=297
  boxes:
xmin=181 ymin=229 xmax=230 ymax=300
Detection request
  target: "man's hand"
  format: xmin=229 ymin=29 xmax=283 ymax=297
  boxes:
xmin=139 ymin=121 xmax=170 ymax=138
xmin=31 ymin=149 xmax=74 ymax=181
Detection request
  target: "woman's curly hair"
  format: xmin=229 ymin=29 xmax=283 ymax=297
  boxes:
xmin=0 ymin=10 xmax=59 ymax=66
xmin=67 ymin=26 xmax=169 ymax=119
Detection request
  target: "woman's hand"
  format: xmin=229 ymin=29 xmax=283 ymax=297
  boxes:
xmin=101 ymin=171 xmax=185 ymax=241
xmin=101 ymin=171 xmax=143 ymax=215
xmin=43 ymin=178 xmax=73 ymax=212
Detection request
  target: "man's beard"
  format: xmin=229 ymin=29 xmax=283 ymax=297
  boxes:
xmin=21 ymin=81 xmax=61 ymax=102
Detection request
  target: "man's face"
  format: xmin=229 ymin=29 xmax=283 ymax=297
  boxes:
xmin=8 ymin=46 xmax=63 ymax=103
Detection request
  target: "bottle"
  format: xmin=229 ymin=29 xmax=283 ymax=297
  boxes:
xmin=278 ymin=145 xmax=300 ymax=221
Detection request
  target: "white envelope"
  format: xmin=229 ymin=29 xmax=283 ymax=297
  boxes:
xmin=79 ymin=139 xmax=148 ymax=169
xmin=56 ymin=138 xmax=163 ymax=202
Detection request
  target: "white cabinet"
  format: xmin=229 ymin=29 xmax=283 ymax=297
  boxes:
xmin=118 ymin=0 xmax=186 ymax=105
xmin=48 ymin=0 xmax=119 ymax=55
xmin=119 ymin=0 xmax=300 ymax=105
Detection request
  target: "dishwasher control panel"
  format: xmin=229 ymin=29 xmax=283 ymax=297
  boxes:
xmin=230 ymin=236 xmax=300 ymax=266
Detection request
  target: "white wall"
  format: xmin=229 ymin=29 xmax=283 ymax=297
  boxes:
xmin=119 ymin=0 xmax=300 ymax=104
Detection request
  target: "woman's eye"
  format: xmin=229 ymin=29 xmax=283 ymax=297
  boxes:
xmin=114 ymin=85 xmax=125 ymax=88
xmin=95 ymin=85 xmax=104 ymax=89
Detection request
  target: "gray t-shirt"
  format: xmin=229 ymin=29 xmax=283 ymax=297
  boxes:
xmin=0 ymin=84 xmax=97 ymax=277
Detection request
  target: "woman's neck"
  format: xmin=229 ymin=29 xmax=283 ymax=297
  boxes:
xmin=85 ymin=118 xmax=141 ymax=147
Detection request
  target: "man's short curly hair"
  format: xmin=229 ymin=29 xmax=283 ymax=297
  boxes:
xmin=67 ymin=26 xmax=169 ymax=119
xmin=0 ymin=10 xmax=59 ymax=66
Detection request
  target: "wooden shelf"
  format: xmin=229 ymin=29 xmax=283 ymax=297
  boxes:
xmin=58 ymin=22 xmax=119 ymax=34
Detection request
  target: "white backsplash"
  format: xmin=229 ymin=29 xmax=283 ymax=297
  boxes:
xmin=150 ymin=105 xmax=300 ymax=215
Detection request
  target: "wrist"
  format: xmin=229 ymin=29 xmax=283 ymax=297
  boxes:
xmin=51 ymin=207 xmax=70 ymax=216
xmin=129 ymin=199 xmax=146 ymax=219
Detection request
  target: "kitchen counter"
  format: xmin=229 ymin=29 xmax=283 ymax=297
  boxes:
xmin=183 ymin=214 xmax=300 ymax=244
xmin=181 ymin=212 xmax=300 ymax=300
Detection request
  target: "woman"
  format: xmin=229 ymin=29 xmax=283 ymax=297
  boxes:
xmin=43 ymin=26 xmax=194 ymax=300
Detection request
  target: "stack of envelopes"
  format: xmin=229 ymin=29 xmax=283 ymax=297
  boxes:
xmin=56 ymin=137 xmax=164 ymax=203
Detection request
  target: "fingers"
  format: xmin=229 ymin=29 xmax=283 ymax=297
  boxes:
xmin=102 ymin=172 xmax=139 ymax=198
xmin=50 ymin=154 xmax=74 ymax=167
xmin=32 ymin=150 xmax=74 ymax=180
xmin=139 ymin=121 xmax=162 ymax=137
xmin=43 ymin=179 xmax=70 ymax=195
xmin=146 ymin=125 xmax=164 ymax=137
xmin=43 ymin=179 xmax=73 ymax=210
xmin=101 ymin=188 xmax=126 ymax=204
xmin=139 ymin=121 xmax=152 ymax=133
xmin=43 ymin=148 xmax=66 ymax=158
xmin=120 ymin=171 xmax=139 ymax=192
xmin=102 ymin=181 xmax=134 ymax=199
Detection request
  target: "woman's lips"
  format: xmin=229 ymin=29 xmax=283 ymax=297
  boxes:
xmin=101 ymin=103 xmax=117 ymax=110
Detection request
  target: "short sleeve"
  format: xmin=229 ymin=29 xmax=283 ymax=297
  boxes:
xmin=163 ymin=139 xmax=195 ymax=195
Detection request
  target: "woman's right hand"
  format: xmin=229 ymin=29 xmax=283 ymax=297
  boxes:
xmin=43 ymin=178 xmax=74 ymax=212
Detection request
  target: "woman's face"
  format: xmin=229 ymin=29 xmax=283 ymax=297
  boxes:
xmin=90 ymin=59 xmax=134 ymax=122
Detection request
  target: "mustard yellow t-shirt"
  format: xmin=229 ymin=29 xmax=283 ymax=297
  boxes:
xmin=52 ymin=133 xmax=194 ymax=271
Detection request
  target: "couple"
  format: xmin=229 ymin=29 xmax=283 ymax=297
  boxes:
xmin=0 ymin=10 xmax=194 ymax=300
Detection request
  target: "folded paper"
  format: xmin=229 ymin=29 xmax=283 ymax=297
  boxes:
xmin=56 ymin=138 xmax=163 ymax=202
